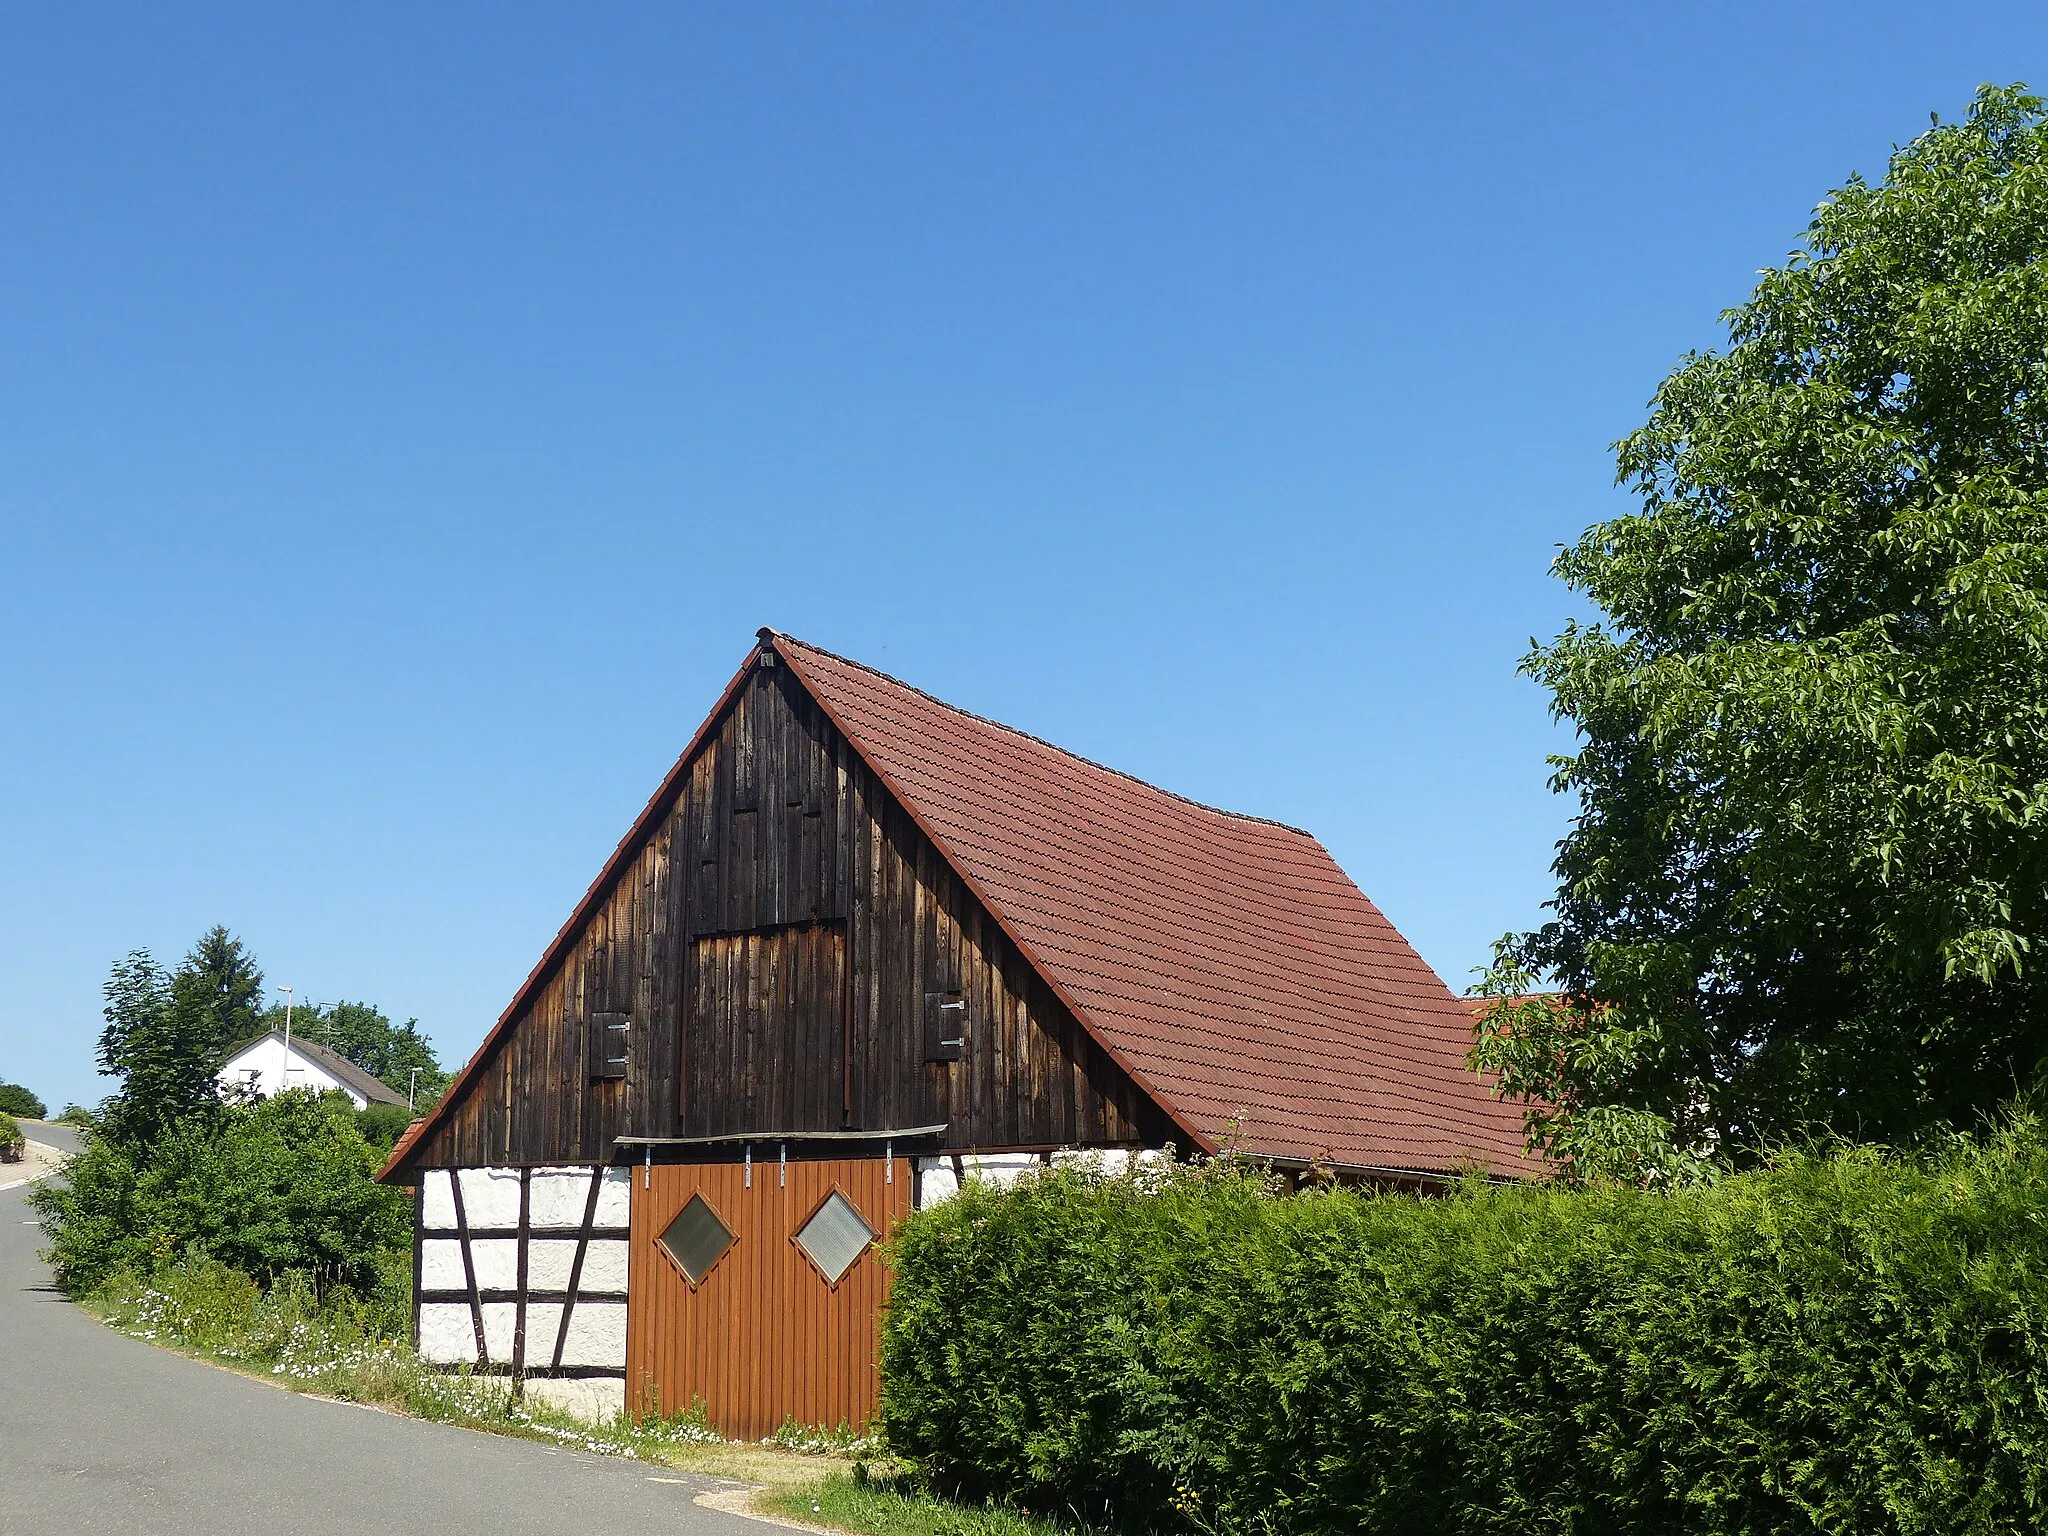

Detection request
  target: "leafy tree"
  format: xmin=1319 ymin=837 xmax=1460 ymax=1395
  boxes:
xmin=0 ymin=1083 xmax=46 ymax=1119
xmin=177 ymin=924 xmax=265 ymax=1060
xmin=95 ymin=927 xmax=267 ymax=1147
xmin=96 ymin=950 xmax=219 ymax=1147
xmin=1477 ymin=85 xmax=2048 ymax=1173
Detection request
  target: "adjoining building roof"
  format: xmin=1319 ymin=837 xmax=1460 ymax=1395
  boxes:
xmin=226 ymin=1030 xmax=408 ymax=1108
xmin=772 ymin=635 xmax=1534 ymax=1178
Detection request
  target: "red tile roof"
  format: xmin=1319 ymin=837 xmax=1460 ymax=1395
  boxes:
xmin=775 ymin=635 xmax=1536 ymax=1179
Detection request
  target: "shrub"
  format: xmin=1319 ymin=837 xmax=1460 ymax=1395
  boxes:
xmin=31 ymin=1088 xmax=411 ymax=1295
xmin=0 ymin=1082 xmax=46 ymax=1119
xmin=54 ymin=1104 xmax=97 ymax=1129
xmin=882 ymin=1132 xmax=2048 ymax=1536
xmin=0 ymin=1111 xmax=21 ymax=1161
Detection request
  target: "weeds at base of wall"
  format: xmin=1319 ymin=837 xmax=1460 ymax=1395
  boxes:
xmin=768 ymin=1416 xmax=883 ymax=1458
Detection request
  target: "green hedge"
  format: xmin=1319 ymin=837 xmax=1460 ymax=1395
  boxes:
xmin=880 ymin=1132 xmax=2048 ymax=1535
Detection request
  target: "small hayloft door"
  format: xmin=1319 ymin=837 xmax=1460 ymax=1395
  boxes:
xmin=684 ymin=924 xmax=846 ymax=1136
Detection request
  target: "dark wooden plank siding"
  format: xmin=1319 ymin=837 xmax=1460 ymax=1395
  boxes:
xmin=402 ymin=659 xmax=1168 ymax=1172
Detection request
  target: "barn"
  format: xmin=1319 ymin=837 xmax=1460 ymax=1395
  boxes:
xmin=376 ymin=630 xmax=1532 ymax=1433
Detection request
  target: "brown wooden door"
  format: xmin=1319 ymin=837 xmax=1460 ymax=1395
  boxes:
xmin=627 ymin=1154 xmax=912 ymax=1439
xmin=684 ymin=924 xmax=846 ymax=1136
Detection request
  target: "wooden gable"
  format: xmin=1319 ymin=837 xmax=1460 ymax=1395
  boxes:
xmin=387 ymin=648 xmax=1170 ymax=1177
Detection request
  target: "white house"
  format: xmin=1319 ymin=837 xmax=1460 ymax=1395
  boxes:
xmin=217 ymin=1031 xmax=409 ymax=1111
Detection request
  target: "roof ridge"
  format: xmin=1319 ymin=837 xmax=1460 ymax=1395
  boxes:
xmin=766 ymin=630 xmax=1316 ymax=838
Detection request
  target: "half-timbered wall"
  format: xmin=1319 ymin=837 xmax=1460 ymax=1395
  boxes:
xmin=400 ymin=656 xmax=1168 ymax=1173
xmin=416 ymin=1166 xmax=633 ymax=1420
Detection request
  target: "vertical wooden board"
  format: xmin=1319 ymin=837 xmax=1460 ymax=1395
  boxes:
xmin=758 ymin=678 xmax=785 ymax=926
xmin=788 ymin=930 xmax=810 ymax=1129
xmin=829 ymin=928 xmax=848 ymax=1130
xmin=908 ymin=819 xmax=933 ymax=1132
xmin=855 ymin=809 xmax=884 ymax=1129
xmin=1002 ymin=938 xmax=1031 ymax=1146
xmin=691 ymin=749 xmax=719 ymax=930
xmin=683 ymin=939 xmax=712 ymax=1136
xmin=715 ymin=937 xmax=738 ymax=1136
xmin=894 ymin=808 xmax=922 ymax=1130
xmin=800 ymin=930 xmax=821 ymax=1130
xmin=665 ymin=804 xmax=689 ymax=1129
xmin=663 ymin=799 xmax=691 ymax=1135
xmin=779 ymin=683 xmax=805 ymax=922
xmin=861 ymin=798 xmax=887 ymax=1128
xmin=629 ymin=840 xmax=655 ymax=1138
xmin=797 ymin=721 xmax=822 ymax=920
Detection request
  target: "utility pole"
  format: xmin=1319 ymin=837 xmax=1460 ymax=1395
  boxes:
xmin=275 ymin=985 xmax=294 ymax=1096
xmin=408 ymin=1066 xmax=421 ymax=1111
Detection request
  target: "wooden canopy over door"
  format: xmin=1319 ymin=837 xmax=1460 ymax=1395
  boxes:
xmin=628 ymin=1154 xmax=913 ymax=1438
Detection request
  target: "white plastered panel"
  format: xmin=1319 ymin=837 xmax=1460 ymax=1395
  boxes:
xmin=526 ymin=1376 xmax=624 ymax=1424
xmin=577 ymin=1240 xmax=629 ymax=1294
xmin=526 ymin=1239 xmax=581 ymax=1292
xmin=519 ymin=1237 xmax=628 ymax=1294
xmin=1051 ymin=1148 xmax=1169 ymax=1175
xmin=523 ymin=1301 xmax=565 ymax=1358
xmin=555 ymin=1301 xmax=627 ymax=1369
xmin=421 ymin=1239 xmax=468 ymax=1293
xmin=467 ymin=1238 xmax=519 ymax=1292
xmin=964 ymin=1154 xmax=1042 ymax=1187
xmin=916 ymin=1161 xmax=960 ymax=1207
xmin=593 ymin=1167 xmax=631 ymax=1226
xmin=457 ymin=1168 xmax=525 ymax=1228
xmin=528 ymin=1168 xmax=597 ymax=1228
xmin=480 ymin=1301 xmax=519 ymax=1362
xmin=419 ymin=1303 xmax=478 ymax=1365
xmin=421 ymin=1170 xmax=457 ymax=1230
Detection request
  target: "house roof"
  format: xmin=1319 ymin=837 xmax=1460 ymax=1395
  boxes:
xmin=227 ymin=1030 xmax=408 ymax=1108
xmin=382 ymin=632 xmax=1536 ymax=1182
xmin=774 ymin=635 xmax=1535 ymax=1178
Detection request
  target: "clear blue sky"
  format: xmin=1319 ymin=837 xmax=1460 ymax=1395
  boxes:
xmin=1 ymin=4 xmax=2037 ymax=1112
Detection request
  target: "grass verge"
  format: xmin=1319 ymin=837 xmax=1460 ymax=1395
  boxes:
xmin=758 ymin=1471 xmax=1102 ymax=1536
xmin=82 ymin=1253 xmax=849 ymax=1485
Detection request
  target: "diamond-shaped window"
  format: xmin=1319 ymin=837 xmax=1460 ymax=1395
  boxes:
xmin=794 ymin=1190 xmax=876 ymax=1285
xmin=657 ymin=1193 xmax=734 ymax=1285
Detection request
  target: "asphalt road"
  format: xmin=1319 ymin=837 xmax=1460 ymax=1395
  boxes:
xmin=16 ymin=1120 xmax=82 ymax=1156
xmin=0 ymin=1179 xmax=774 ymax=1536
